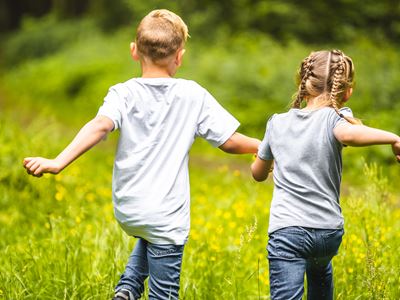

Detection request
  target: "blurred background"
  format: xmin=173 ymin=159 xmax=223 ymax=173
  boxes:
xmin=1 ymin=1 xmax=400 ymax=299
xmin=1 ymin=0 xmax=400 ymax=168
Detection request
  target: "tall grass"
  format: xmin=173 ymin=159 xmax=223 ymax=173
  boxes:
xmin=1 ymin=19 xmax=400 ymax=299
xmin=0 ymin=110 xmax=399 ymax=299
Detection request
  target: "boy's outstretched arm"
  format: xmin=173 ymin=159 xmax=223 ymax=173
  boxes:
xmin=23 ymin=116 xmax=114 ymax=177
xmin=334 ymin=123 xmax=400 ymax=162
xmin=219 ymin=132 xmax=260 ymax=154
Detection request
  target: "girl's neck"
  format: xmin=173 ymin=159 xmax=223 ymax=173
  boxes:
xmin=303 ymin=96 xmax=330 ymax=111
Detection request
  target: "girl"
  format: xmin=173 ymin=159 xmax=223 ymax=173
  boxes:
xmin=251 ymin=50 xmax=400 ymax=300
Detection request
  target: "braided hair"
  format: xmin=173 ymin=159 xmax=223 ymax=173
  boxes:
xmin=293 ymin=55 xmax=315 ymax=108
xmin=329 ymin=50 xmax=346 ymax=116
xmin=292 ymin=50 xmax=359 ymax=124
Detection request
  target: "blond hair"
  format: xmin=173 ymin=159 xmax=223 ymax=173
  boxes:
xmin=136 ymin=9 xmax=189 ymax=63
xmin=292 ymin=50 xmax=361 ymax=124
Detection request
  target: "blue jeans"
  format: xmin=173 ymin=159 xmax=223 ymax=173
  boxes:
xmin=267 ymin=226 xmax=344 ymax=300
xmin=115 ymin=238 xmax=185 ymax=300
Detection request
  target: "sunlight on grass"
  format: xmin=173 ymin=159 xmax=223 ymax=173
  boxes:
xmin=0 ymin=114 xmax=399 ymax=299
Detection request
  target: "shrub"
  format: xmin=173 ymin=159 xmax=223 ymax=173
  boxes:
xmin=3 ymin=16 xmax=96 ymax=67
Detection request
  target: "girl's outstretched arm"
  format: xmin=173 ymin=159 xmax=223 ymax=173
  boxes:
xmin=251 ymin=156 xmax=273 ymax=182
xmin=334 ymin=123 xmax=400 ymax=162
xmin=23 ymin=115 xmax=114 ymax=177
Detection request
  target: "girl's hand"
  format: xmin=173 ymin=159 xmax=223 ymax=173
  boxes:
xmin=392 ymin=140 xmax=400 ymax=163
xmin=23 ymin=157 xmax=62 ymax=177
xmin=251 ymin=156 xmax=273 ymax=182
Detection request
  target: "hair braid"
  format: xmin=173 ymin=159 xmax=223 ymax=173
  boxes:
xmin=293 ymin=56 xmax=315 ymax=108
xmin=324 ymin=51 xmax=332 ymax=92
xmin=290 ymin=49 xmax=360 ymax=123
xmin=329 ymin=50 xmax=345 ymax=117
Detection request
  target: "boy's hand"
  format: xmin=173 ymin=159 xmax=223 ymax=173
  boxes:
xmin=23 ymin=157 xmax=62 ymax=177
xmin=22 ymin=116 xmax=114 ymax=178
xmin=392 ymin=139 xmax=400 ymax=163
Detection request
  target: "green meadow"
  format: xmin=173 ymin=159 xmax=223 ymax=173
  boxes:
xmin=1 ymin=10 xmax=400 ymax=300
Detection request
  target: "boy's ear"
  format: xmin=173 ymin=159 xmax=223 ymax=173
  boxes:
xmin=175 ymin=48 xmax=186 ymax=67
xmin=130 ymin=42 xmax=140 ymax=61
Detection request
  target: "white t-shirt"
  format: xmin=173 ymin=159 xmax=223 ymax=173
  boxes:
xmin=97 ymin=78 xmax=240 ymax=245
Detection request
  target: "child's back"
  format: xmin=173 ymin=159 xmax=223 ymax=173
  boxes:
xmin=262 ymin=107 xmax=349 ymax=233
xmin=252 ymin=49 xmax=400 ymax=300
xmin=23 ymin=9 xmax=260 ymax=300
xmin=100 ymin=77 xmax=239 ymax=244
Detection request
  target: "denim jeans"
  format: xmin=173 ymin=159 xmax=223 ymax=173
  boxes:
xmin=115 ymin=238 xmax=185 ymax=300
xmin=267 ymin=226 xmax=344 ymax=300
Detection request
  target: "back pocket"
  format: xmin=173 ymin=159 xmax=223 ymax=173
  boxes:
xmin=322 ymin=229 xmax=344 ymax=257
xmin=268 ymin=227 xmax=306 ymax=259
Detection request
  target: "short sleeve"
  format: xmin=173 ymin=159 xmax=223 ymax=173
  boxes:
xmin=258 ymin=115 xmax=275 ymax=160
xmin=328 ymin=107 xmax=354 ymax=147
xmin=332 ymin=107 xmax=354 ymax=129
xmin=340 ymin=107 xmax=354 ymax=118
xmin=196 ymin=90 xmax=240 ymax=147
xmin=97 ymin=86 xmax=123 ymax=131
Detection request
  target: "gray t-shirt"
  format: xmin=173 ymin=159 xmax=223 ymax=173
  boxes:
xmin=97 ymin=78 xmax=239 ymax=245
xmin=258 ymin=107 xmax=352 ymax=234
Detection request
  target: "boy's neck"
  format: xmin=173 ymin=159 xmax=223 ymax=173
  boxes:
xmin=140 ymin=60 xmax=176 ymax=78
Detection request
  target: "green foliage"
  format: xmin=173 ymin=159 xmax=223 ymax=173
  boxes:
xmin=3 ymin=0 xmax=400 ymax=44
xmin=2 ymin=23 xmax=139 ymax=124
xmin=3 ymin=16 xmax=97 ymax=67
xmin=2 ymin=19 xmax=400 ymax=166
xmin=180 ymin=33 xmax=308 ymax=133
xmin=336 ymin=163 xmax=400 ymax=299
xmin=1 ymin=15 xmax=400 ymax=298
xmin=0 ymin=113 xmax=122 ymax=299
xmin=121 ymin=0 xmax=400 ymax=44
xmin=0 ymin=111 xmax=399 ymax=299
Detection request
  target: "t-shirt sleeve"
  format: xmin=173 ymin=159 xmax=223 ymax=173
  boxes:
xmin=258 ymin=115 xmax=274 ymax=160
xmin=195 ymin=90 xmax=240 ymax=147
xmin=332 ymin=107 xmax=354 ymax=129
xmin=97 ymin=86 xmax=123 ymax=131
xmin=329 ymin=107 xmax=354 ymax=146
xmin=339 ymin=107 xmax=354 ymax=118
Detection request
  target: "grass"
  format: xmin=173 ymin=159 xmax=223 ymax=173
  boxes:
xmin=0 ymin=108 xmax=400 ymax=299
xmin=1 ymin=19 xmax=400 ymax=299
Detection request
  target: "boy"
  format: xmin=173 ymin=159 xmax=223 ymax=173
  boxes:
xmin=23 ymin=9 xmax=260 ymax=300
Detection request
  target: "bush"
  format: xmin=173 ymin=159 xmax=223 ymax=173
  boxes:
xmin=3 ymin=16 xmax=97 ymax=67
xmin=2 ymin=22 xmax=400 ymax=164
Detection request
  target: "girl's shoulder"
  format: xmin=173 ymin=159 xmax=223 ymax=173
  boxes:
xmin=264 ymin=112 xmax=281 ymax=128
xmin=339 ymin=107 xmax=354 ymax=118
xmin=264 ymin=106 xmax=353 ymax=128
xmin=320 ymin=106 xmax=353 ymax=116
xmin=289 ymin=106 xmax=353 ymax=118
